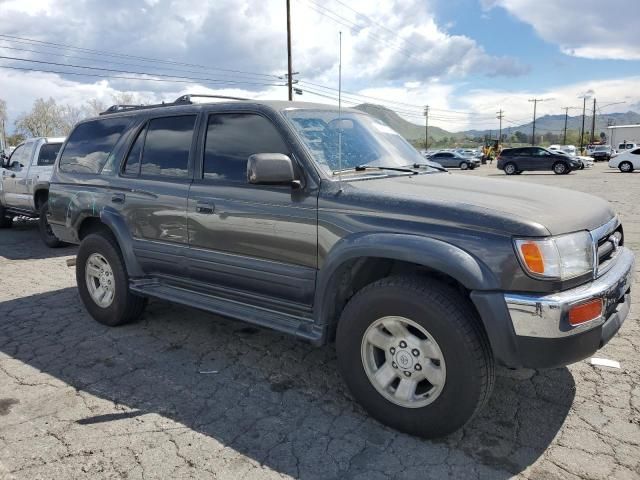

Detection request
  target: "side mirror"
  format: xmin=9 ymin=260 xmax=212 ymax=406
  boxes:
xmin=9 ymin=161 xmax=20 ymax=170
xmin=247 ymin=153 xmax=296 ymax=186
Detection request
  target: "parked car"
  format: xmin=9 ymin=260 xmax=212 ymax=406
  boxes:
xmin=0 ymin=136 xmax=66 ymax=246
xmin=590 ymin=145 xmax=614 ymax=162
xmin=609 ymin=147 xmax=640 ymax=172
xmin=553 ymin=150 xmax=593 ymax=169
xmin=496 ymin=146 xmax=581 ymax=174
xmin=616 ymin=142 xmax=638 ymax=153
xmin=48 ymin=96 xmax=634 ymax=439
xmin=429 ymin=151 xmax=480 ymax=170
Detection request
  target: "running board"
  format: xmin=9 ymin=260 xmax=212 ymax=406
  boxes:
xmin=129 ymin=280 xmax=323 ymax=343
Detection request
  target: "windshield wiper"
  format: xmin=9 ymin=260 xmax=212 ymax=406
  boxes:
xmin=333 ymin=164 xmax=417 ymax=175
xmin=410 ymin=162 xmax=448 ymax=173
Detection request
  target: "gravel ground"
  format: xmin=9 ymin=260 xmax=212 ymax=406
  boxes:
xmin=0 ymin=162 xmax=639 ymax=479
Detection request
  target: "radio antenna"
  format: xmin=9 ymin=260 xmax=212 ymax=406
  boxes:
xmin=337 ymin=30 xmax=343 ymax=192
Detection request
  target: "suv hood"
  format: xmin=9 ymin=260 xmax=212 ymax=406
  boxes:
xmin=350 ymin=173 xmax=614 ymax=236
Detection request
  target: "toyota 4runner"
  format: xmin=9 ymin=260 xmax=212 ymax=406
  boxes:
xmin=47 ymin=95 xmax=635 ymax=438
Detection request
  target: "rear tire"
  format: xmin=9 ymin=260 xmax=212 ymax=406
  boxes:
xmin=504 ymin=162 xmax=517 ymax=175
xmin=39 ymin=201 xmax=65 ymax=248
xmin=76 ymin=232 xmax=147 ymax=326
xmin=336 ymin=275 xmax=495 ymax=438
xmin=553 ymin=162 xmax=568 ymax=174
xmin=619 ymin=161 xmax=634 ymax=173
xmin=0 ymin=204 xmax=12 ymax=228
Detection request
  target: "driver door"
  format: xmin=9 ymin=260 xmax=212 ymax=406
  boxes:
xmin=1 ymin=142 xmax=33 ymax=207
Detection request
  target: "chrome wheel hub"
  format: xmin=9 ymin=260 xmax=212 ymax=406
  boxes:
xmin=85 ymin=253 xmax=115 ymax=308
xmin=361 ymin=316 xmax=446 ymax=408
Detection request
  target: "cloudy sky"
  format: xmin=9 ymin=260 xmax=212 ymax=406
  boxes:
xmin=1 ymin=0 xmax=639 ymax=132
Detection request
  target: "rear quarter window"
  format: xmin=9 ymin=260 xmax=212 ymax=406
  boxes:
xmin=37 ymin=143 xmax=62 ymax=166
xmin=59 ymin=117 xmax=130 ymax=173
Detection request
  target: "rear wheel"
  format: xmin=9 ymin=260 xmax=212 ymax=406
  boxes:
xmin=336 ymin=275 xmax=495 ymax=438
xmin=504 ymin=162 xmax=517 ymax=175
xmin=0 ymin=204 xmax=12 ymax=228
xmin=619 ymin=161 xmax=634 ymax=173
xmin=39 ymin=201 xmax=65 ymax=248
xmin=553 ymin=162 xmax=568 ymax=174
xmin=77 ymin=232 xmax=147 ymax=326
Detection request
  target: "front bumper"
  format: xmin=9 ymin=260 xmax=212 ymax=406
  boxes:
xmin=472 ymin=247 xmax=634 ymax=368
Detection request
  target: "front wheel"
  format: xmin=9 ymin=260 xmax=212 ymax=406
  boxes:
xmin=336 ymin=276 xmax=495 ymax=438
xmin=619 ymin=161 xmax=634 ymax=173
xmin=77 ymin=233 xmax=147 ymax=326
xmin=39 ymin=201 xmax=65 ymax=248
xmin=459 ymin=162 xmax=469 ymax=170
xmin=0 ymin=204 xmax=13 ymax=228
xmin=553 ymin=162 xmax=568 ymax=174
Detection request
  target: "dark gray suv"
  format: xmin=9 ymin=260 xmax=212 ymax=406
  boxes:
xmin=497 ymin=146 xmax=582 ymax=174
xmin=48 ymin=96 xmax=634 ymax=438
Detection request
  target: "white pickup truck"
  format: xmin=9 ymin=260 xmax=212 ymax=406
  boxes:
xmin=0 ymin=136 xmax=66 ymax=247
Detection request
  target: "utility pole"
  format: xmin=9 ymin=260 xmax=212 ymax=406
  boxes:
xmin=286 ymin=0 xmax=293 ymax=101
xmin=424 ymin=105 xmax=429 ymax=150
xmin=562 ymin=107 xmax=569 ymax=145
xmin=579 ymin=96 xmax=587 ymax=154
xmin=496 ymin=109 xmax=504 ymax=144
xmin=528 ymin=98 xmax=544 ymax=145
xmin=590 ymin=98 xmax=597 ymax=144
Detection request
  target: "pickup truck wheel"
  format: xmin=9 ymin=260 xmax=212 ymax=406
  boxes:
xmin=0 ymin=205 xmax=12 ymax=228
xmin=38 ymin=201 xmax=65 ymax=248
xmin=336 ymin=275 xmax=495 ymax=438
xmin=504 ymin=162 xmax=517 ymax=175
xmin=553 ymin=162 xmax=567 ymax=174
xmin=619 ymin=161 xmax=634 ymax=173
xmin=76 ymin=233 xmax=147 ymax=326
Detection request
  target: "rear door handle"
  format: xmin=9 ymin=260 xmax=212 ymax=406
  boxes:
xmin=196 ymin=201 xmax=215 ymax=214
xmin=111 ymin=193 xmax=126 ymax=204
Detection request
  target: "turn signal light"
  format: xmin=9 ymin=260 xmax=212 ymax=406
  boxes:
xmin=520 ymin=242 xmax=545 ymax=274
xmin=568 ymin=299 xmax=603 ymax=326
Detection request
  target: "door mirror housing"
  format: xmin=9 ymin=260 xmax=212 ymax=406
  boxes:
xmin=247 ymin=153 xmax=296 ymax=185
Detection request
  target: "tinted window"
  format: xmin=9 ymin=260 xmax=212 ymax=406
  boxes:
xmin=59 ymin=117 xmax=129 ymax=173
xmin=122 ymin=126 xmax=146 ymax=176
xmin=140 ymin=115 xmax=195 ymax=178
xmin=203 ymin=113 xmax=289 ymax=182
xmin=37 ymin=143 xmax=62 ymax=166
xmin=500 ymin=149 xmax=515 ymax=157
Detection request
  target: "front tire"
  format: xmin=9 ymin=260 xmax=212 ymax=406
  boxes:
xmin=619 ymin=161 xmax=634 ymax=173
xmin=77 ymin=232 xmax=147 ymax=326
xmin=553 ymin=162 xmax=568 ymax=174
xmin=39 ymin=201 xmax=65 ymax=248
xmin=336 ymin=276 xmax=495 ymax=438
xmin=0 ymin=204 xmax=13 ymax=228
xmin=459 ymin=162 xmax=469 ymax=170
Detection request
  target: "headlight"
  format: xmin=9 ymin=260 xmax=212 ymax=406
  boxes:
xmin=514 ymin=231 xmax=594 ymax=280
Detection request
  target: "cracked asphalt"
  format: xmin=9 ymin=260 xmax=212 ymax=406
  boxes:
xmin=1 ymin=162 xmax=639 ymax=479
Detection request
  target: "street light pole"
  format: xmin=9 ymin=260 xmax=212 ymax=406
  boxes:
xmin=286 ymin=0 xmax=293 ymax=101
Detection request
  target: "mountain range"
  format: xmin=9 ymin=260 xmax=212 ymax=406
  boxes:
xmin=353 ymin=103 xmax=640 ymax=142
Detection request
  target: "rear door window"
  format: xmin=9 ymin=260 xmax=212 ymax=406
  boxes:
xmin=59 ymin=117 xmax=130 ymax=173
xmin=37 ymin=143 xmax=62 ymax=166
xmin=140 ymin=115 xmax=196 ymax=178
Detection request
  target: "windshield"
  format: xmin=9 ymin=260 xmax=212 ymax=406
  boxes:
xmin=594 ymin=146 xmax=609 ymax=151
xmin=283 ymin=109 xmax=428 ymax=175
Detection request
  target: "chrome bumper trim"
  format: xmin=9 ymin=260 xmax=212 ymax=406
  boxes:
xmin=505 ymin=247 xmax=635 ymax=338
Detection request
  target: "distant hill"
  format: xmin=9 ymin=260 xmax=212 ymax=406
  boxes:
xmin=354 ymin=103 xmax=640 ymax=142
xmin=353 ymin=103 xmax=454 ymax=141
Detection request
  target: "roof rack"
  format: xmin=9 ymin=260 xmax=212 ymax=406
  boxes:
xmin=99 ymin=94 xmax=248 ymax=116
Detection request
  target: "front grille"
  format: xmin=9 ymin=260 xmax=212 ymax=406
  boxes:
xmin=596 ymin=227 xmax=623 ymax=272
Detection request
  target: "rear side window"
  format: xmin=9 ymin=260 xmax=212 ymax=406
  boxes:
xmin=140 ymin=115 xmax=196 ymax=178
xmin=37 ymin=143 xmax=62 ymax=166
xmin=500 ymin=149 xmax=515 ymax=157
xmin=203 ymin=113 xmax=289 ymax=182
xmin=59 ymin=117 xmax=129 ymax=173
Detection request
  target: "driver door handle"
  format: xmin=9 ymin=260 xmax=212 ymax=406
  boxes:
xmin=196 ymin=201 xmax=215 ymax=214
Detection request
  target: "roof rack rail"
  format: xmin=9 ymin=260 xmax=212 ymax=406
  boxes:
xmin=99 ymin=94 xmax=248 ymax=116
xmin=174 ymin=94 xmax=249 ymax=103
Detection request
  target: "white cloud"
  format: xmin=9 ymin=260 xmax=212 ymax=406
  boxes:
xmin=483 ymin=0 xmax=640 ymax=60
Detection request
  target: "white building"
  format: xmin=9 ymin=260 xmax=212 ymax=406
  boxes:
xmin=607 ymin=124 xmax=640 ymax=150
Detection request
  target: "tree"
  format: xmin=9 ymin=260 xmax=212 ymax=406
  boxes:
xmin=85 ymin=98 xmax=107 ymax=117
xmin=514 ymin=131 xmax=528 ymax=143
xmin=58 ymin=104 xmax=86 ymax=135
xmin=15 ymin=97 xmax=64 ymax=137
xmin=6 ymin=133 xmax=25 ymax=146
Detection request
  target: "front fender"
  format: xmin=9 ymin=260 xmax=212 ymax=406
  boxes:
xmin=314 ymin=232 xmax=499 ymax=326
